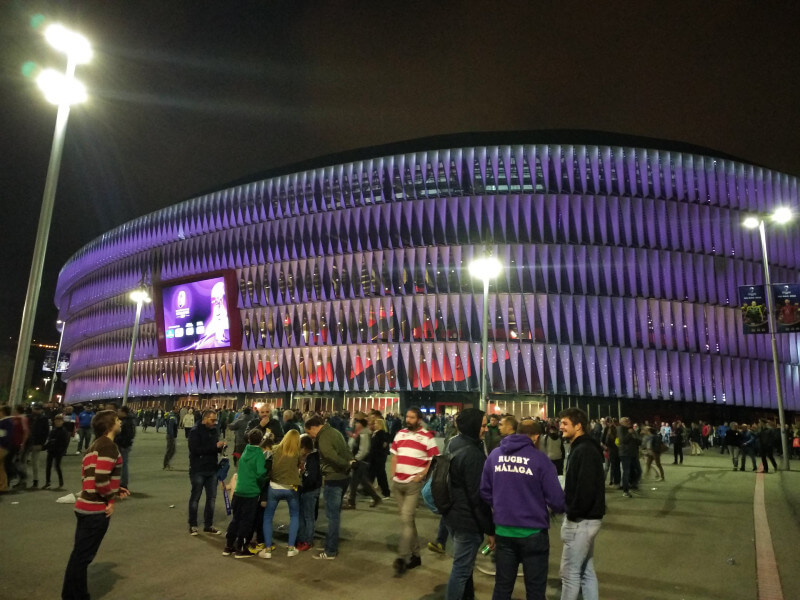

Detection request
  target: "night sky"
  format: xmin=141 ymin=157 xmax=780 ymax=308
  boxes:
xmin=2 ymin=0 xmax=799 ymax=346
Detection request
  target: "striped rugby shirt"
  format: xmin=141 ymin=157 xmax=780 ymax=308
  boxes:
xmin=74 ymin=436 xmax=123 ymax=514
xmin=390 ymin=427 xmax=439 ymax=483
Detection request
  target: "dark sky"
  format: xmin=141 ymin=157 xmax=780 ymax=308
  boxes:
xmin=2 ymin=0 xmax=799 ymax=346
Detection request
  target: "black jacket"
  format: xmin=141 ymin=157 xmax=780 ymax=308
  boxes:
xmin=368 ymin=429 xmax=390 ymax=464
xmin=29 ymin=413 xmax=50 ymax=446
xmin=443 ymin=416 xmax=494 ymax=535
xmin=116 ymin=415 xmax=137 ymax=449
xmin=563 ymin=434 xmax=606 ymax=522
xmin=44 ymin=426 xmax=71 ymax=455
xmin=247 ymin=415 xmax=284 ymax=444
xmin=301 ymin=450 xmax=322 ymax=492
xmin=188 ymin=425 xmax=222 ymax=474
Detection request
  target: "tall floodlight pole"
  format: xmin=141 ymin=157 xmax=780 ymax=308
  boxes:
xmin=9 ymin=25 xmax=91 ymax=405
xmin=47 ymin=319 xmax=66 ymax=404
xmin=744 ymin=207 xmax=793 ymax=471
xmin=469 ymin=256 xmax=502 ymax=413
xmin=122 ymin=289 xmax=151 ymax=406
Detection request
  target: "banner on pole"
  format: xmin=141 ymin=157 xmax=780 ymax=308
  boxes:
xmin=772 ymin=283 xmax=800 ymax=333
xmin=738 ymin=285 xmax=768 ymax=334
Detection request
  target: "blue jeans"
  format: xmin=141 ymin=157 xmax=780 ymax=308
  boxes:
xmin=298 ymin=488 xmax=321 ymax=545
xmin=188 ymin=472 xmax=218 ymax=528
xmin=493 ymin=530 xmax=550 ymax=600
xmin=436 ymin=516 xmax=449 ymax=547
xmin=322 ymin=482 xmax=347 ymax=556
xmin=263 ymin=486 xmax=300 ymax=547
xmin=445 ymin=528 xmax=483 ymax=600
xmin=119 ymin=446 xmax=131 ymax=489
xmin=560 ymin=518 xmax=602 ymax=600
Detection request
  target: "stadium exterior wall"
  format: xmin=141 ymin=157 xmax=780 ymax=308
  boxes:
xmin=54 ymin=137 xmax=800 ymax=411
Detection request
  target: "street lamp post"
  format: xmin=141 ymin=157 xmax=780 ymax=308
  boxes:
xmin=122 ymin=289 xmax=151 ymax=406
xmin=744 ymin=208 xmax=792 ymax=471
xmin=47 ymin=319 xmax=66 ymax=404
xmin=469 ymin=256 xmax=502 ymax=413
xmin=8 ymin=25 xmax=90 ymax=405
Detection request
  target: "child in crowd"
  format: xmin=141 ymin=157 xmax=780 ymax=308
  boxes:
xmin=43 ymin=415 xmax=71 ymax=489
xmin=247 ymin=432 xmax=274 ymax=555
xmin=296 ymin=433 xmax=321 ymax=552
xmin=223 ymin=429 xmax=268 ymax=558
xmin=259 ymin=429 xmax=301 ymax=559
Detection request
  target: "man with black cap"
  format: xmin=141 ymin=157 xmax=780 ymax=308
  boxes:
xmin=443 ymin=409 xmax=493 ymax=600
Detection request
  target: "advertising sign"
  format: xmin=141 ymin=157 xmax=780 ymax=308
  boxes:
xmin=159 ymin=274 xmax=235 ymax=353
xmin=738 ymin=285 xmax=768 ymax=334
xmin=42 ymin=350 xmax=70 ymax=373
xmin=772 ymin=283 xmax=800 ymax=333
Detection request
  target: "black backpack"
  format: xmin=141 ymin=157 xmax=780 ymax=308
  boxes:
xmin=422 ymin=447 xmax=467 ymax=515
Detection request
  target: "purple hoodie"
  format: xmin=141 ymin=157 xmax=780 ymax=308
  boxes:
xmin=480 ymin=433 xmax=566 ymax=530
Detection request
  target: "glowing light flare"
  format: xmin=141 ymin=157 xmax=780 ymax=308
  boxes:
xmin=468 ymin=256 xmax=503 ymax=282
xmin=36 ymin=68 xmax=87 ymax=105
xmin=44 ymin=24 xmax=92 ymax=64
xmin=742 ymin=216 xmax=760 ymax=229
xmin=129 ymin=290 xmax=151 ymax=304
xmin=771 ymin=207 xmax=793 ymax=225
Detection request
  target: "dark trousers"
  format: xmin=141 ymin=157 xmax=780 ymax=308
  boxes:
xmin=620 ymin=455 xmax=635 ymax=493
xmin=607 ymin=451 xmax=620 ymax=485
xmin=369 ymin=455 xmax=391 ymax=497
xmin=188 ymin=472 xmax=217 ymax=528
xmin=673 ymin=442 xmax=683 ymax=464
xmin=226 ymin=494 xmax=259 ymax=551
xmin=493 ymin=530 xmax=549 ymax=600
xmin=761 ymin=447 xmax=777 ymax=472
xmin=78 ymin=428 xmax=92 ymax=452
xmin=62 ymin=512 xmax=110 ymax=600
xmin=347 ymin=460 xmax=380 ymax=505
xmin=164 ymin=436 xmax=176 ymax=468
xmin=46 ymin=451 xmax=64 ymax=486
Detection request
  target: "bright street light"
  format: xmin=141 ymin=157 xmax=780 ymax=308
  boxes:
xmin=469 ymin=255 xmax=503 ymax=412
xmin=37 ymin=68 xmax=87 ymax=105
xmin=743 ymin=209 xmax=793 ymax=471
xmin=47 ymin=319 xmax=67 ymax=405
xmin=122 ymin=287 xmax=151 ymax=406
xmin=8 ymin=24 xmax=91 ymax=407
xmin=44 ymin=24 xmax=92 ymax=64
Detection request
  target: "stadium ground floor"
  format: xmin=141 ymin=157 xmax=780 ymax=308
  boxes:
xmin=72 ymin=390 xmax=796 ymax=426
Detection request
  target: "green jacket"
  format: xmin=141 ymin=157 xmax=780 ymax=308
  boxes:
xmin=316 ymin=423 xmax=353 ymax=481
xmin=235 ymin=444 xmax=268 ymax=498
xmin=485 ymin=425 xmax=502 ymax=453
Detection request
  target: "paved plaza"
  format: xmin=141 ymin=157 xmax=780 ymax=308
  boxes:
xmin=1 ymin=429 xmax=797 ymax=600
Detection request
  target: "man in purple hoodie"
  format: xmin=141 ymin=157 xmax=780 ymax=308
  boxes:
xmin=480 ymin=419 xmax=566 ymax=600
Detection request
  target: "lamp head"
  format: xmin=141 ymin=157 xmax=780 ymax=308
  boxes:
xmin=771 ymin=207 xmax=793 ymax=225
xmin=130 ymin=289 xmax=151 ymax=304
xmin=44 ymin=24 xmax=92 ymax=64
xmin=36 ymin=68 xmax=87 ymax=105
xmin=742 ymin=216 xmax=760 ymax=229
xmin=469 ymin=257 xmax=503 ymax=281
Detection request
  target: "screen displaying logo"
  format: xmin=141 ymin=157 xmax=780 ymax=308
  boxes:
xmin=160 ymin=276 xmax=231 ymax=352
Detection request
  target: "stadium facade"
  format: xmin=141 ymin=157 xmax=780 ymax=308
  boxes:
xmin=54 ymin=132 xmax=800 ymax=417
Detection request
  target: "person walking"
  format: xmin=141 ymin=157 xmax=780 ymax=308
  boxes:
xmin=163 ymin=406 xmax=180 ymax=470
xmin=481 ymin=418 xmax=565 ymax=599
xmin=670 ymin=420 xmax=685 ymax=465
xmin=76 ymin=405 xmax=94 ymax=454
xmin=182 ymin=408 xmax=196 ymax=439
xmin=116 ymin=406 xmax=136 ymax=491
xmin=368 ymin=417 xmax=391 ymax=499
xmin=559 ymin=408 xmax=606 ymax=600
xmin=25 ymin=403 xmax=50 ymax=488
xmin=187 ymin=410 xmax=226 ymax=535
xmin=617 ymin=417 xmax=639 ymax=498
xmin=61 ymin=410 xmax=130 ymax=600
xmin=444 ymin=409 xmax=493 ymax=600
xmin=344 ymin=418 xmax=382 ymax=509
xmin=644 ymin=426 xmax=665 ymax=481
xmin=725 ymin=422 xmax=742 ymax=471
xmin=43 ymin=414 xmax=71 ymax=489
xmin=390 ymin=407 xmax=440 ymax=576
xmin=758 ymin=420 xmax=778 ymax=473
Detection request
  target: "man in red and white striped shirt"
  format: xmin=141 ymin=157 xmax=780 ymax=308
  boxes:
xmin=390 ymin=407 xmax=439 ymax=576
xmin=62 ymin=409 xmax=130 ymax=600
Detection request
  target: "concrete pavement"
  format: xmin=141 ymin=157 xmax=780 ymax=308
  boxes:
xmin=1 ymin=429 xmax=797 ymax=599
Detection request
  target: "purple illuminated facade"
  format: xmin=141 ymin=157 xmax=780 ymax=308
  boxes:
xmin=54 ymin=133 xmax=800 ymax=411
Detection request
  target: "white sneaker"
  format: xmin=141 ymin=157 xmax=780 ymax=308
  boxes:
xmin=287 ymin=547 xmax=299 ymax=557
xmin=258 ymin=548 xmax=272 ymax=559
xmin=313 ymin=551 xmax=336 ymax=560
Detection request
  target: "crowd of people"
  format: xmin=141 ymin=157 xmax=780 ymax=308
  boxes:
xmin=1 ymin=398 xmax=798 ymax=599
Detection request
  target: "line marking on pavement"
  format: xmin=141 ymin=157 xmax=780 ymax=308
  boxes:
xmin=754 ymin=473 xmax=784 ymax=600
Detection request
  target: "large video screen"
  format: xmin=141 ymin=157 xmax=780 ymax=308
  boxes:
xmin=156 ymin=272 xmax=240 ymax=354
